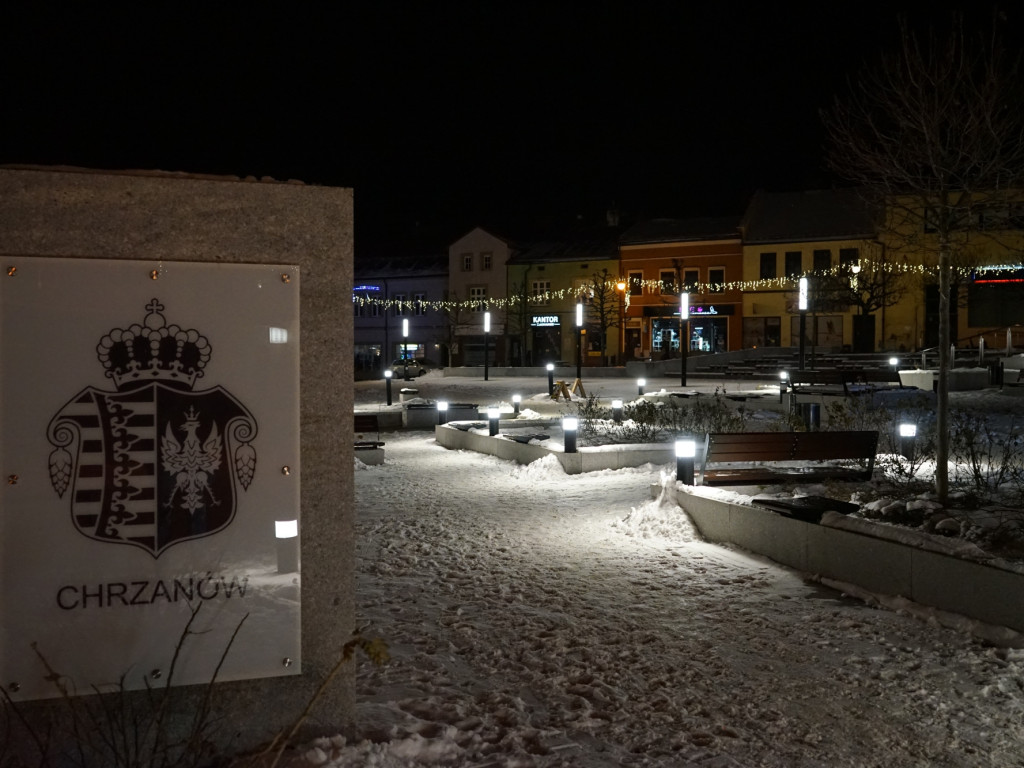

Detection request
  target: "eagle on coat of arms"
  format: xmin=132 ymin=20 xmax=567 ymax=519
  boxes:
xmin=47 ymin=299 xmax=258 ymax=557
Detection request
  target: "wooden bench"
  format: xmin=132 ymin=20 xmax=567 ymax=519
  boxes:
xmin=354 ymin=413 xmax=385 ymax=448
xmin=699 ymin=430 xmax=879 ymax=486
xmin=789 ymin=369 xmax=901 ymax=396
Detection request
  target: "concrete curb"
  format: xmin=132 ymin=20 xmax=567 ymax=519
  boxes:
xmin=667 ymin=487 xmax=1024 ymax=634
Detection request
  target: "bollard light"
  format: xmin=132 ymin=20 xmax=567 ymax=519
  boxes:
xmin=899 ymin=422 xmax=917 ymax=460
xmin=779 ymin=370 xmax=788 ymax=403
xmin=437 ymin=400 xmax=448 ymax=425
xmin=547 ymin=362 xmax=555 ymax=395
xmin=637 ymin=377 xmax=646 ymax=396
xmin=563 ymin=416 xmax=578 ymax=454
xmin=889 ymin=357 xmax=899 ymax=367
xmin=275 ymin=519 xmax=299 ymax=574
xmin=611 ymin=398 xmax=623 ymax=423
xmin=384 ymin=369 xmax=393 ymax=406
xmin=512 ymin=394 xmax=521 ymax=416
xmin=488 ymin=407 xmax=500 ymax=436
xmin=675 ymin=439 xmax=696 ymax=485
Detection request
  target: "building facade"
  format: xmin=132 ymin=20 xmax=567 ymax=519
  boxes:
xmin=619 ymin=217 xmax=744 ymax=360
xmin=447 ymin=227 xmax=512 ymax=366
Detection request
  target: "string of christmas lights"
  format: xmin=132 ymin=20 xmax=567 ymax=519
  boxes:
xmin=351 ymin=260 xmax=1019 ymax=313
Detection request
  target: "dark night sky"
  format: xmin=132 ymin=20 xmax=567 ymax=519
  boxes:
xmin=2 ymin=2 xmax=1021 ymax=255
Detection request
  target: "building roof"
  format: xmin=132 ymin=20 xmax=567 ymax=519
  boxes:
xmin=618 ymin=216 xmax=741 ymax=245
xmin=354 ymin=252 xmax=448 ymax=279
xmin=741 ymin=188 xmax=878 ymax=244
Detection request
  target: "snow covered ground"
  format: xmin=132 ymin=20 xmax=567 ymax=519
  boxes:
xmin=295 ymin=373 xmax=1024 ymax=766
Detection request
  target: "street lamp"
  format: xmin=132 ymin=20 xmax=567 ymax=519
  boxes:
xmin=611 ymin=398 xmax=623 ymax=423
xmin=675 ymin=439 xmax=696 ymax=485
xmin=402 ymin=318 xmax=410 ymax=380
xmin=616 ymin=280 xmax=627 ymax=365
xmin=576 ymin=301 xmax=584 ymax=380
xmin=899 ymin=422 xmax=917 ymax=460
xmin=798 ymin=277 xmax=808 ymax=371
xmin=483 ymin=311 xmax=491 ymax=382
xmin=563 ymin=416 xmax=578 ymax=454
xmin=679 ymin=292 xmax=689 ymax=387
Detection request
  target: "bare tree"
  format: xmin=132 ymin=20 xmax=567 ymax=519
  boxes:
xmin=506 ymin=270 xmax=532 ymax=366
xmin=814 ymin=257 xmax=908 ymax=317
xmin=821 ymin=12 xmax=1024 ymax=501
xmin=586 ymin=268 xmax=623 ymax=366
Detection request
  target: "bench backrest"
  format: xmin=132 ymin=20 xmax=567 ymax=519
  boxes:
xmin=354 ymin=413 xmax=380 ymax=439
xmin=704 ymin=430 xmax=878 ymax=464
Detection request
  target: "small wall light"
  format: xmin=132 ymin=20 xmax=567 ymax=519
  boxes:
xmin=275 ymin=520 xmax=299 ymax=574
xmin=611 ymin=398 xmax=623 ymax=423
xmin=637 ymin=378 xmax=646 ymax=396
xmin=437 ymin=400 xmax=448 ymax=425
xmin=899 ymin=422 xmax=917 ymax=459
xmin=512 ymin=394 xmax=521 ymax=416
xmin=563 ymin=416 xmax=578 ymax=453
xmin=488 ymin=407 xmax=500 ymax=436
xmin=675 ymin=439 xmax=696 ymax=485
xmin=268 ymin=327 xmax=289 ymax=344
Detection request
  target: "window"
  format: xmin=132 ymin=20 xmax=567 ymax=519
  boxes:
xmin=481 ymin=252 xmax=493 ymax=271
xmin=628 ymin=270 xmax=643 ymax=296
xmin=413 ymin=292 xmax=426 ymax=316
xmin=813 ymin=249 xmax=832 ymax=272
xmin=785 ymin=251 xmax=802 ymax=278
xmin=393 ymin=293 xmax=407 ymax=316
xmin=708 ymin=268 xmax=725 ymax=293
xmin=461 ymin=253 xmax=473 ymax=271
xmin=531 ymin=280 xmax=551 ymax=305
xmin=683 ymin=269 xmax=699 ymax=293
xmin=469 ymin=285 xmax=487 ymax=311
xmin=353 ymin=297 xmax=363 ymax=317
xmin=759 ymin=252 xmax=777 ymax=280
xmin=839 ymin=248 xmax=860 ymax=271
xmin=369 ymin=301 xmax=380 ymax=318
xmin=659 ymin=270 xmax=676 ymax=295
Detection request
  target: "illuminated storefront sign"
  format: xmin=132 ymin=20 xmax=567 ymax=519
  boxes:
xmin=1 ymin=257 xmax=301 ymax=701
xmin=531 ymin=314 xmax=561 ymax=327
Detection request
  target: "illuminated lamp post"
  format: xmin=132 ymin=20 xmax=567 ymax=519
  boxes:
xmin=616 ymin=280 xmax=627 ymax=365
xmin=563 ymin=416 xmax=578 ymax=454
xmin=483 ymin=311 xmax=491 ymax=382
xmin=798 ymin=277 xmax=809 ymax=371
xmin=512 ymin=394 xmax=521 ymax=417
xmin=679 ymin=292 xmax=689 ymax=387
xmin=675 ymin=439 xmax=696 ymax=485
xmin=384 ymin=369 xmax=393 ymax=406
xmin=437 ymin=400 xmax=448 ymax=425
xmin=488 ymin=407 xmax=500 ymax=437
xmin=402 ymin=318 xmax=410 ymax=380
xmin=637 ymin=377 xmax=646 ymax=397
xmin=576 ymin=302 xmax=584 ymax=380
xmin=899 ymin=423 xmax=917 ymax=460
xmin=611 ymin=399 xmax=623 ymax=423
xmin=547 ymin=362 xmax=555 ymax=396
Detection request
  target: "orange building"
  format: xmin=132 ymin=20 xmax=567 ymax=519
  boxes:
xmin=618 ymin=217 xmax=744 ymax=360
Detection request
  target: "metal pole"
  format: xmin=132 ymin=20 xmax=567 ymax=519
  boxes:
xmin=483 ymin=311 xmax=491 ymax=382
xmin=798 ymin=277 xmax=808 ymax=371
xmin=576 ymin=302 xmax=583 ymax=381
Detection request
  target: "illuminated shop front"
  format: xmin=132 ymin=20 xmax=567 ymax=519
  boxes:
xmin=648 ymin=304 xmax=732 ymax=355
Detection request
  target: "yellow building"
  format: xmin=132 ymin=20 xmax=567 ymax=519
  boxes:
xmin=740 ymin=190 xmax=881 ymax=352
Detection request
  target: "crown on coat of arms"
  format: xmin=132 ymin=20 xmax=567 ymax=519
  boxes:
xmin=97 ymin=299 xmax=211 ymax=391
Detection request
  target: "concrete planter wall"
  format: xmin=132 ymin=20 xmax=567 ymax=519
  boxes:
xmin=670 ymin=488 xmax=1024 ymax=634
xmin=434 ymin=424 xmax=675 ymax=474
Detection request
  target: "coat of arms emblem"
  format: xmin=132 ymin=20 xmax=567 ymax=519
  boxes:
xmin=47 ymin=300 xmax=257 ymax=557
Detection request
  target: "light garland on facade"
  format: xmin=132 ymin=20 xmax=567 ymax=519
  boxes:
xmin=352 ymin=260 xmax=1020 ymax=313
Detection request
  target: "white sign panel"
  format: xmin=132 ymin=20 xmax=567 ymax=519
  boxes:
xmin=0 ymin=257 xmax=301 ymax=701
